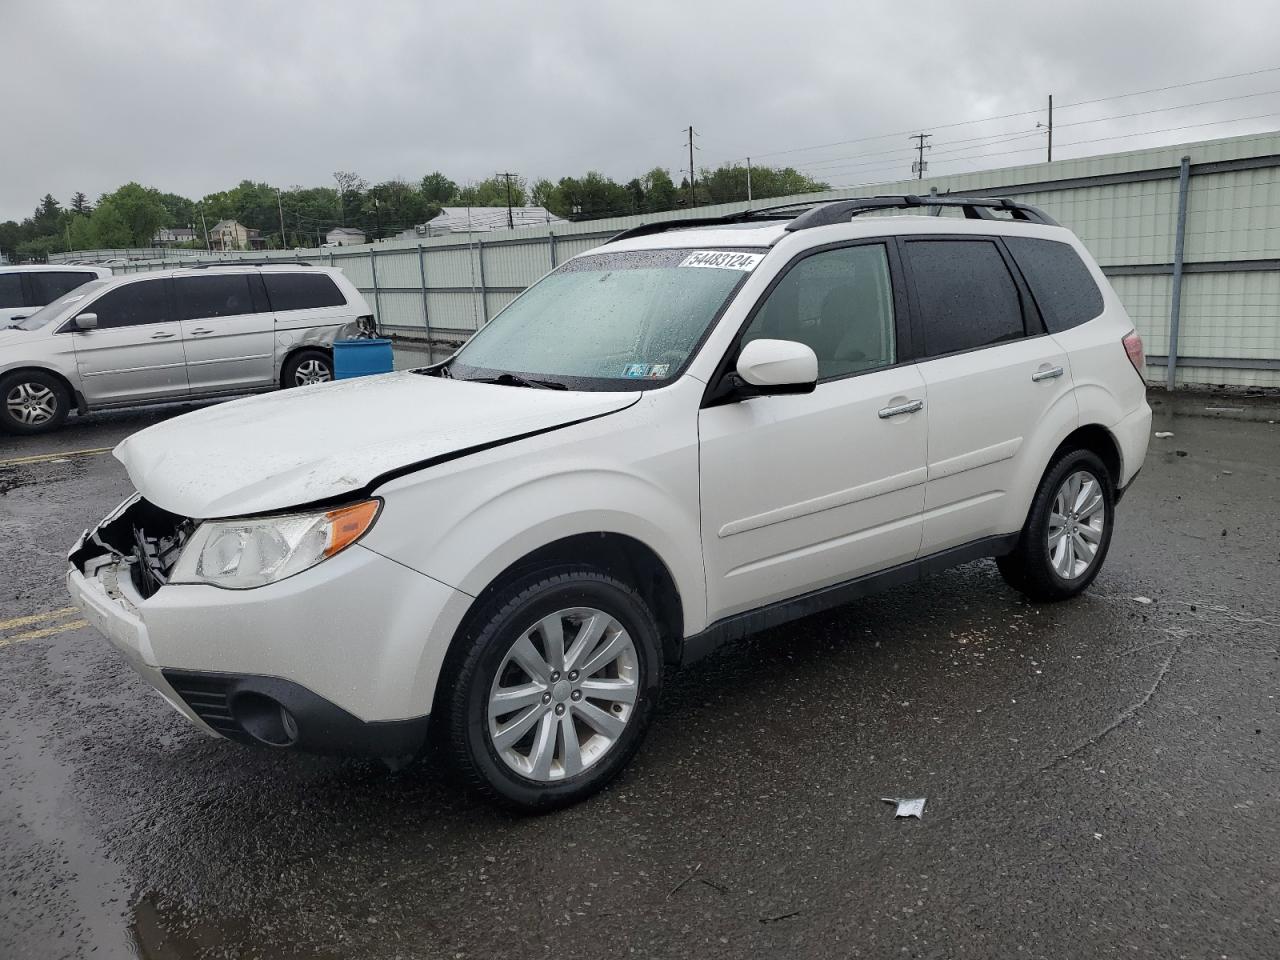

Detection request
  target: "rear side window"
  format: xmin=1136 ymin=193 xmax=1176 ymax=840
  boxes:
xmin=1004 ymin=237 xmax=1104 ymax=332
xmin=0 ymin=274 xmax=22 ymax=308
xmin=175 ymin=274 xmax=264 ymax=321
xmin=30 ymin=271 xmax=98 ymax=305
xmin=86 ymin=279 xmax=172 ymax=328
xmin=905 ymin=240 xmax=1025 ymax=357
xmin=263 ymin=272 xmax=346 ymax=311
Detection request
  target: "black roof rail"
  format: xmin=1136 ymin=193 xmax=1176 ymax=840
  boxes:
xmin=784 ymin=195 xmax=1059 ymax=230
xmin=606 ymin=202 xmax=813 ymax=244
xmin=185 ymin=260 xmax=314 ymax=269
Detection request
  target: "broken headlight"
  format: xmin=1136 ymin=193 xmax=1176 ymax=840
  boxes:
xmin=169 ymin=500 xmax=380 ymax=589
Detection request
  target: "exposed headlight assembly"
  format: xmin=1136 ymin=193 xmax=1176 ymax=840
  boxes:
xmin=170 ymin=500 xmax=381 ymax=589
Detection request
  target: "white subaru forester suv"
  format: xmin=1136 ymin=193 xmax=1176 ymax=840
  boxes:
xmin=68 ymin=196 xmax=1151 ymax=810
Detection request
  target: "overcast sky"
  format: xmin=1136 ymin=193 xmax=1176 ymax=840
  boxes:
xmin=4 ymin=0 xmax=1280 ymax=222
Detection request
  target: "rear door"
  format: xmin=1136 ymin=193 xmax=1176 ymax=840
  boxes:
xmin=175 ymin=272 xmax=277 ymax=393
xmin=70 ymin=278 xmax=190 ymax=404
xmin=901 ymin=236 xmax=1077 ymax=555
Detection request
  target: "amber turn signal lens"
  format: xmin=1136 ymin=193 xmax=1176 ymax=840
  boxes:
xmin=324 ymin=499 xmax=381 ymax=557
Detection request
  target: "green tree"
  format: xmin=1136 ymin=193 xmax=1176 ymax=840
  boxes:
xmin=640 ymin=167 xmax=678 ymax=213
xmin=455 ymin=175 xmax=526 ymax=208
xmin=0 ymin=221 xmax=23 ymax=261
xmin=157 ymin=192 xmax=195 ymax=228
xmin=420 ymin=171 xmax=458 ymax=206
xmin=69 ymin=192 xmax=92 ymax=216
xmin=88 ymin=201 xmax=134 ymax=248
xmin=542 ymin=172 xmax=633 ymax=220
xmin=699 ymin=164 xmax=830 ymax=205
xmin=67 ymin=214 xmax=95 ymax=250
xmin=94 ymin=183 xmax=169 ymax=245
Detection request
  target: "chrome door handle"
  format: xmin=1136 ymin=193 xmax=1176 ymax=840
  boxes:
xmin=1032 ymin=365 xmax=1064 ymax=382
xmin=150 ymin=331 xmax=175 ymax=340
xmin=878 ymin=398 xmax=924 ymax=419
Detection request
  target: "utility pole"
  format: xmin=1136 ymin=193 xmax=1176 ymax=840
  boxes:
xmin=199 ymin=206 xmax=211 ymax=251
xmin=1047 ymin=94 xmax=1054 ymax=162
xmin=373 ymin=197 xmax=381 ymax=240
xmin=276 ymin=189 xmax=287 ymax=248
xmin=910 ymin=133 xmax=931 ymax=180
xmin=746 ymin=157 xmax=753 ymax=206
xmin=497 ymin=172 xmax=518 ymax=229
xmin=687 ymin=126 xmax=697 ymax=206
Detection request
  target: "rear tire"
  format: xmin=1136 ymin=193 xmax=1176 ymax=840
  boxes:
xmin=441 ymin=567 xmax=663 ymax=812
xmin=281 ymin=349 xmax=333 ymax=388
xmin=997 ymin=448 xmax=1114 ymax=602
xmin=0 ymin=370 xmax=70 ymax=435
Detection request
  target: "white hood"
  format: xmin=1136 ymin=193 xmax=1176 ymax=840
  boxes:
xmin=115 ymin=371 xmax=638 ymax=518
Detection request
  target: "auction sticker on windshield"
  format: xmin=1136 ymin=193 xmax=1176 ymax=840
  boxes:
xmin=679 ymin=250 xmax=764 ymax=271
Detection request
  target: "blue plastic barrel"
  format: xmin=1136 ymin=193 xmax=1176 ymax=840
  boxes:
xmin=333 ymin=338 xmax=394 ymax=379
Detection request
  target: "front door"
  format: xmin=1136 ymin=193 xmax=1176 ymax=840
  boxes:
xmin=899 ymin=237 xmax=1078 ymax=554
xmin=71 ymin=277 xmax=190 ymax=404
xmin=174 ymin=272 xmax=277 ymax=393
xmin=698 ymin=242 xmax=928 ymax=622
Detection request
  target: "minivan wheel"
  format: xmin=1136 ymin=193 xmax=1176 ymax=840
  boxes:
xmin=0 ymin=371 xmax=70 ymax=434
xmin=281 ymin=349 xmax=333 ymax=388
xmin=997 ymin=449 xmax=1115 ymax=602
xmin=443 ymin=568 xmax=663 ymax=811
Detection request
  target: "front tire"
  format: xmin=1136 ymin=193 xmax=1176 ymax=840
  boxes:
xmin=442 ymin=568 xmax=663 ymax=811
xmin=997 ymin=448 xmax=1115 ymax=602
xmin=0 ymin=371 xmax=70 ymax=435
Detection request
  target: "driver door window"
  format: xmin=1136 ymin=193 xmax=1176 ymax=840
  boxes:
xmin=741 ymin=244 xmax=896 ymax=379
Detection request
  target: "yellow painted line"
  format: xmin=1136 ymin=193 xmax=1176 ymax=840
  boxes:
xmin=0 ymin=619 xmax=90 ymax=646
xmin=0 ymin=446 xmax=114 ymax=468
xmin=0 ymin=606 xmax=78 ymax=631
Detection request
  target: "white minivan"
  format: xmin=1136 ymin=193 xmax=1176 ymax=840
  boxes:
xmin=0 ymin=263 xmax=112 ymax=325
xmin=68 ymin=197 xmax=1151 ymax=810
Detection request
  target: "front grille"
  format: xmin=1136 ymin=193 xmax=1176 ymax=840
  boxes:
xmin=164 ymin=672 xmax=249 ymax=742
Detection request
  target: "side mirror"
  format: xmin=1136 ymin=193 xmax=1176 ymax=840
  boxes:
xmin=74 ymin=312 xmax=98 ymax=330
xmin=734 ymin=338 xmax=818 ymax=395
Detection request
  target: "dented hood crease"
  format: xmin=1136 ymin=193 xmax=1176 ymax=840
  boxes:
xmin=114 ymin=372 xmax=639 ymax=518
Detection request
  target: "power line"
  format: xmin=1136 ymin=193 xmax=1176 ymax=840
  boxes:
xmin=705 ymin=63 xmax=1280 ymax=167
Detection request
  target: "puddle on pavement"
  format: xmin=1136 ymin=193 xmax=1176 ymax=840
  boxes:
xmin=130 ymin=894 xmax=341 ymax=959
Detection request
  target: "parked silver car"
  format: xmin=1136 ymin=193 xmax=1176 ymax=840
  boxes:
xmin=0 ymin=265 xmax=373 ymax=434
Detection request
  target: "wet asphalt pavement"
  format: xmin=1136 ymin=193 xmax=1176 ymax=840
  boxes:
xmin=1 ymin=398 xmax=1278 ymax=959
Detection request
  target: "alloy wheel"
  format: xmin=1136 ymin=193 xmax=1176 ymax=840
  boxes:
xmin=294 ymin=359 xmax=332 ymax=385
xmin=487 ymin=606 xmax=639 ymax=782
xmin=5 ymin=382 xmax=58 ymax=426
xmin=1047 ymin=469 xmax=1106 ymax=580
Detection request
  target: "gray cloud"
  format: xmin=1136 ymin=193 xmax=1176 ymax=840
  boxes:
xmin=3 ymin=0 xmax=1279 ymax=221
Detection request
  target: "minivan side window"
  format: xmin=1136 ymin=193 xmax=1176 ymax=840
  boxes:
xmin=905 ymin=239 xmax=1025 ymax=357
xmin=85 ymin=280 xmax=172 ymax=329
xmin=741 ymin=244 xmax=896 ymax=380
xmin=1004 ymin=237 xmax=1104 ymax=333
xmin=175 ymin=274 xmax=264 ymax=321
xmin=0 ymin=274 xmax=22 ymax=308
xmin=30 ymin=271 xmax=98 ymax=305
xmin=263 ymin=273 xmax=346 ymax=311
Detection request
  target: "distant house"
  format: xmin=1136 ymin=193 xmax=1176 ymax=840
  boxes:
xmin=324 ymin=227 xmax=367 ymax=247
xmin=208 ymin=220 xmax=263 ymax=251
xmin=152 ymin=227 xmax=197 ymax=246
xmin=407 ymin=206 xmax=566 ymax=238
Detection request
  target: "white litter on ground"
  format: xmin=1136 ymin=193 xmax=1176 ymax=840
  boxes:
xmin=1132 ymin=596 xmax=1154 ymax=605
xmin=1154 ymin=431 xmax=1174 ymax=438
xmin=882 ymin=797 xmax=927 ymax=819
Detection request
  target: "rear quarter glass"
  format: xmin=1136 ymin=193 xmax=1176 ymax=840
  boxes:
xmin=1003 ymin=236 xmax=1104 ymax=333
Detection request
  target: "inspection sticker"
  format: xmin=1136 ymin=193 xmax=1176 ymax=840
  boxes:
xmin=679 ymin=250 xmax=764 ymax=271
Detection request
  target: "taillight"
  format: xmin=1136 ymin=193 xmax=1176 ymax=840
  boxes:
xmin=1122 ymin=330 xmax=1145 ymax=379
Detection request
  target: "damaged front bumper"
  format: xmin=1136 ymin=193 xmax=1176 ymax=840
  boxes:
xmin=66 ymin=494 xmax=464 ymax=759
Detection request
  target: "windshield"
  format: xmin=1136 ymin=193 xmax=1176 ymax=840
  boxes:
xmin=447 ymin=248 xmax=764 ymax=389
xmin=10 ymin=280 xmax=110 ymax=330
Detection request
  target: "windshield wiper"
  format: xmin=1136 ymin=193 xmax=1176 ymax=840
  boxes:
xmin=468 ymin=373 xmax=568 ymax=390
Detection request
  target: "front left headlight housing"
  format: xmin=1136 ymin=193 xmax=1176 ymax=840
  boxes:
xmin=170 ymin=499 xmax=381 ymax=589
